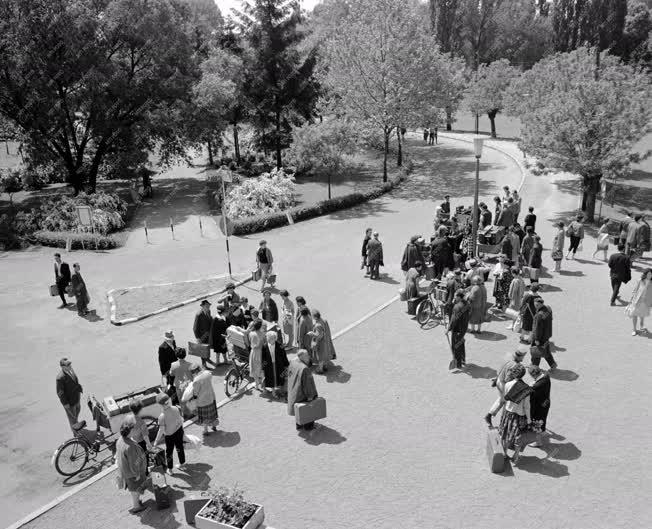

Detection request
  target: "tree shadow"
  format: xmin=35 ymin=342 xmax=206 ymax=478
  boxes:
xmin=327 ymin=198 xmax=398 ymax=221
xmin=514 ymin=455 xmax=570 ymax=478
xmin=460 ymin=363 xmax=497 ymax=379
xmin=549 ymin=369 xmax=579 ymax=382
xmin=170 ymin=462 xmax=213 ymax=491
xmin=299 ymin=424 xmax=347 ymax=445
xmin=202 ymin=430 xmax=241 ymax=448
xmin=473 ymin=331 xmax=507 ymax=341
xmin=324 ymin=364 xmax=352 ymax=384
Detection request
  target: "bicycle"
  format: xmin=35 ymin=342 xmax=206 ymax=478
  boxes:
xmin=224 ymin=345 xmax=251 ymax=397
xmin=415 ymin=284 xmax=449 ymax=327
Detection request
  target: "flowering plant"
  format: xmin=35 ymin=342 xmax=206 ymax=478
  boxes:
xmin=225 ymin=168 xmax=296 ymax=219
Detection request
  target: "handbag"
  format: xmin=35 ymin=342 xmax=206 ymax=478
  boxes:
xmin=188 ymin=341 xmax=210 ymax=360
xmin=49 ymin=284 xmax=59 ymax=297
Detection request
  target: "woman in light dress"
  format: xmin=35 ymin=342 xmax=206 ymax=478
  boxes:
xmin=551 ymin=222 xmax=565 ymax=272
xmin=593 ymin=219 xmax=610 ymax=262
xmin=248 ymin=320 xmax=266 ymax=390
xmin=626 ymin=268 xmax=652 ymax=336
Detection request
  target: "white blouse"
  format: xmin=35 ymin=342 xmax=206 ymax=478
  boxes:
xmin=502 ymin=379 xmax=531 ymax=422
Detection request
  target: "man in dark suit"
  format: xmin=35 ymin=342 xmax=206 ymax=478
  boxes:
xmin=158 ymin=330 xmax=177 ymax=384
xmin=211 ymin=305 xmax=229 ymax=365
xmin=53 ymin=253 xmax=71 ymax=308
xmin=608 ymin=244 xmax=632 ymax=306
xmin=523 ymin=206 xmax=536 ymax=233
xmin=56 ymin=357 xmax=83 ymax=433
xmin=193 ymin=300 xmax=212 ymax=367
xmin=447 ymin=289 xmax=471 ymax=370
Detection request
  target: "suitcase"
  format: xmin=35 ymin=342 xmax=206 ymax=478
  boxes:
xmin=150 ymin=469 xmax=171 ymax=509
xmin=252 ymin=268 xmax=261 ymax=281
xmin=267 ymin=273 xmax=277 ymax=285
xmin=407 ymin=295 xmax=426 ymax=315
xmin=425 ymin=263 xmax=435 ymax=280
xmin=49 ymin=284 xmax=58 ymax=297
xmin=188 ymin=341 xmax=210 ymax=360
xmin=398 ymin=288 xmax=407 ymax=302
xmin=226 ymin=326 xmax=248 ymax=350
xmin=294 ymin=397 xmax=327 ymax=426
xmin=504 ymin=308 xmax=519 ymax=320
xmin=486 ymin=428 xmax=506 ymax=473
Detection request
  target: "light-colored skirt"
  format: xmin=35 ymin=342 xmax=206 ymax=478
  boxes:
xmin=249 ymin=347 xmax=263 ymax=379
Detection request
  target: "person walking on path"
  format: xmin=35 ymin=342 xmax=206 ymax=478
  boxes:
xmin=429 ymin=127 xmax=436 ymax=145
xmin=53 ymin=252 xmax=71 ymax=309
xmin=279 ymin=290 xmax=295 ymax=348
xmin=498 ymin=363 xmax=532 ymax=465
xmin=294 ymin=296 xmax=309 ymax=346
xmin=530 ymin=297 xmax=557 ymax=370
xmin=361 ymin=228 xmax=372 ymax=274
xmin=484 ymin=349 xmax=527 ymax=427
xmin=519 ymin=283 xmax=540 ymax=343
xmin=296 ymin=306 xmax=314 ymax=352
xmin=193 ymin=300 xmax=212 ymax=368
xmin=158 ymin=330 xmax=177 ymax=386
xmin=528 ymin=236 xmax=543 ymax=284
xmin=551 ymin=222 xmax=565 ymax=272
xmin=154 ymin=393 xmax=185 ymax=475
xmin=405 ymin=261 xmax=424 ymax=299
xmin=402 ymin=235 xmax=422 ymax=274
xmin=523 ymin=206 xmax=536 ymax=233
xmin=423 ymin=127 xmax=429 ymax=143
xmin=625 ymin=268 xmax=652 ymax=336
xmin=593 ymin=219 xmax=610 ymax=261
xmin=287 ymin=349 xmax=319 ymax=430
xmin=527 ymin=364 xmax=551 ymax=448
xmin=492 ymin=254 xmax=513 ymax=311
xmin=467 ymin=276 xmax=487 ymax=334
xmin=565 ymin=214 xmax=585 ymax=259
xmin=259 ymin=288 xmax=279 ymax=323
xmin=70 ymin=263 xmax=90 ymax=316
xmin=115 ymin=416 xmax=149 ymax=514
xmin=56 ymin=357 xmax=83 ymax=434
xmin=210 ymin=305 xmax=228 ymax=366
xmin=187 ymin=365 xmax=219 ymax=435
xmin=619 ymin=212 xmax=633 ymax=247
xmin=308 ymin=309 xmax=336 ymax=374
xmin=248 ymin=320 xmax=266 ymax=391
xmin=256 ymin=240 xmax=274 ymax=291
xmin=625 ymin=214 xmax=641 ymax=258
xmin=430 ymin=227 xmax=455 ymax=279
xmin=505 ymin=226 xmax=521 ymax=266
xmin=447 ymin=289 xmax=470 ymax=370
xmin=366 ymin=231 xmax=384 ymax=280
xmin=507 ymin=268 xmax=526 ymax=330
xmin=608 ymin=244 xmax=632 ymax=306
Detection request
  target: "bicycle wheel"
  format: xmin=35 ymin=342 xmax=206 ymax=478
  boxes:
xmin=224 ymin=368 xmax=242 ymax=397
xmin=416 ymin=299 xmax=434 ymax=326
xmin=54 ymin=438 xmax=89 ymax=477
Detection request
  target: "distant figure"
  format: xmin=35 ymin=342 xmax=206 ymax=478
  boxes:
xmin=210 ymin=305 xmax=228 ymax=365
xmin=190 ymin=364 xmax=220 ymax=435
xmin=467 ymin=276 xmax=487 ymax=334
xmin=511 ymin=190 xmax=522 ymax=223
xmin=193 ymin=300 xmax=213 ymax=367
xmin=625 ymin=268 xmax=652 ymax=336
xmin=53 ymin=252 xmax=71 ymax=309
xmin=551 ymin=222 xmax=565 ymax=272
xmin=169 ymin=347 xmax=194 ymax=410
xmin=530 ymin=297 xmax=557 ymax=370
xmin=480 ymin=203 xmax=492 ymax=228
xmin=158 ymin=330 xmax=178 ymax=385
xmin=593 ymin=218 xmax=610 ymax=262
xmin=423 ymin=128 xmax=429 ymax=143
xmin=287 ymin=349 xmax=319 ymax=430
xmin=154 ymin=393 xmax=185 ymax=474
xmin=279 ymin=290 xmax=295 ymax=348
xmin=429 ymin=128 xmax=436 ymax=145
xmin=259 ymin=288 xmax=279 ymax=323
xmin=248 ymin=320 xmax=266 ymax=391
xmin=527 ymin=364 xmax=551 ymax=448
xmin=523 ymin=206 xmax=536 ymax=233
xmin=262 ymin=331 xmax=290 ymax=396
xmin=308 ymin=309 xmax=336 ymax=374
xmin=296 ymin=306 xmax=314 ymax=351
xmin=366 ymin=232 xmax=384 ymax=280
xmin=493 ymin=197 xmax=502 ymax=226
xmin=565 ymin=214 xmax=585 ymax=259
xmin=361 ymin=228 xmax=372 ymax=275
xmin=507 ymin=268 xmax=526 ymax=331
xmin=447 ymin=289 xmax=471 ymax=370
xmin=56 ymin=357 xmax=83 ymax=433
xmin=433 ymin=126 xmax=438 ymax=144
xmin=626 ymin=214 xmax=642 ymax=259
xmin=402 ymin=235 xmax=422 ymax=274
xmin=405 ymin=261 xmax=424 ymax=299
xmin=70 ymin=263 xmax=90 ymax=316
xmin=256 ymin=240 xmax=275 ymax=291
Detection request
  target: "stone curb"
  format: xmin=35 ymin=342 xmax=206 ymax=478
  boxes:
xmin=107 ymin=274 xmax=251 ymax=326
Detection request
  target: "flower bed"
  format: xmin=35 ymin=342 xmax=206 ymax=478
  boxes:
xmin=194 ymin=487 xmax=264 ymax=529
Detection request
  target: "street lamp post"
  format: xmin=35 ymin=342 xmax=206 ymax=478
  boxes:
xmin=471 ymin=137 xmax=484 ymax=258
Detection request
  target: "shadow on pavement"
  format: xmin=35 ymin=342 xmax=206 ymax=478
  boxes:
xmin=299 ymin=424 xmax=347 ymax=445
xmin=541 ymin=441 xmax=582 ymax=461
xmin=515 ymin=455 xmax=570 ymax=478
xmin=138 ymin=488 xmax=185 ymax=528
xmin=473 ymin=331 xmax=507 ymax=341
xmin=172 ymin=462 xmax=213 ymax=491
xmin=460 ymin=363 xmax=497 ymax=379
xmin=203 ymin=430 xmax=241 ymax=448
xmin=549 ymin=369 xmax=579 ymax=382
xmin=549 ymin=342 xmax=567 ymax=353
xmin=539 ymin=284 xmax=563 ymax=292
xmin=372 ymin=274 xmax=401 ymax=285
xmin=573 ymin=258 xmax=603 ymax=266
xmin=557 ymin=270 xmax=584 ymax=277
xmin=324 ymin=365 xmax=352 ymax=384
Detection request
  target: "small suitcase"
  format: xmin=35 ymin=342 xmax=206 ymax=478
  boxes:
xmin=226 ymin=325 xmax=248 ymax=349
xmin=486 ymin=428 xmax=506 ymax=473
xmin=267 ymin=273 xmax=277 ymax=285
xmin=425 ymin=263 xmax=435 ymax=280
xmin=49 ymin=284 xmax=58 ymax=297
xmin=188 ymin=341 xmax=210 ymax=360
xmin=150 ymin=469 xmax=171 ymax=509
xmin=294 ymin=397 xmax=327 ymax=426
xmin=252 ymin=268 xmax=261 ymax=281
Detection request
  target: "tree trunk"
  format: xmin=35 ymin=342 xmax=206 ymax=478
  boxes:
xmin=396 ymin=126 xmax=403 ymax=167
xmin=383 ymin=128 xmax=389 ymax=183
xmin=446 ymin=108 xmax=453 ymax=131
xmin=207 ymin=139 xmax=214 ymax=166
xmin=233 ymin=124 xmax=240 ymax=165
xmin=582 ymin=173 xmax=601 ymax=222
xmin=487 ymin=109 xmax=498 ymax=138
xmin=275 ymin=108 xmax=282 ymax=170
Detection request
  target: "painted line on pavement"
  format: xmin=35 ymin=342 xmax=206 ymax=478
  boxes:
xmin=10 ymin=294 xmax=400 ymax=529
xmin=108 ymin=274 xmax=251 ymax=326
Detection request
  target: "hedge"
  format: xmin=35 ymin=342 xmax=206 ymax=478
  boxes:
xmin=231 ymin=171 xmax=407 ymax=236
xmin=31 ymin=230 xmax=123 ymax=250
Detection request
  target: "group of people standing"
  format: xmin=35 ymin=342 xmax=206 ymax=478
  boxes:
xmin=422 ymin=126 xmax=438 ymax=145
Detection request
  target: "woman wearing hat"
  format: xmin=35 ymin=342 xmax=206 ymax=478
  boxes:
xmin=466 ymin=276 xmax=487 ymax=333
xmin=259 ymin=288 xmax=279 ymax=323
xmin=401 ymin=235 xmax=422 ymax=274
xmin=498 ymin=363 xmax=532 ymax=464
xmin=279 ymin=290 xmax=295 ymax=348
xmin=551 ymin=222 xmax=565 ymax=272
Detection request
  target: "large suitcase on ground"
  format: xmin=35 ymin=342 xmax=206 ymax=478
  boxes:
xmin=407 ymin=295 xmax=427 ymax=315
xmin=150 ymin=469 xmax=171 ymax=509
xmin=226 ymin=325 xmax=248 ymax=349
xmin=188 ymin=341 xmax=210 ymax=360
xmin=486 ymin=428 xmax=505 ymax=473
xmin=294 ymin=397 xmax=327 ymax=426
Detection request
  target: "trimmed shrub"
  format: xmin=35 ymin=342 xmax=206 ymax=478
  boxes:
xmin=31 ymin=230 xmax=122 ymax=250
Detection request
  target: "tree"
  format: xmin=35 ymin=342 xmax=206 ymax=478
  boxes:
xmin=621 ymin=0 xmax=652 ymax=67
xmin=0 ymin=0 xmax=195 ymax=193
xmin=464 ymin=59 xmax=519 ymax=138
xmin=0 ymin=169 xmax=22 ymax=207
xmin=428 ymin=0 xmax=466 ymax=55
xmin=505 ymin=47 xmax=651 ymax=221
xmin=235 ymin=0 xmax=320 ymax=169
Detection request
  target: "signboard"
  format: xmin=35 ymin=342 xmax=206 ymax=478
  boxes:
xmin=218 ymin=215 xmax=234 ymax=236
xmin=217 ymin=167 xmax=233 ymax=183
xmin=76 ymin=206 xmax=93 ymax=227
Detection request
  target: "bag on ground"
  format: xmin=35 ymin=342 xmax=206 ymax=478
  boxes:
xmin=294 ymin=397 xmax=327 ymax=426
xmin=486 ymin=428 xmax=506 ymax=473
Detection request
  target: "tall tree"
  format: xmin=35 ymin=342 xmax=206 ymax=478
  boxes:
xmin=428 ymin=0 xmax=466 ymax=55
xmin=505 ymin=47 xmax=651 ymax=221
xmin=0 ymin=0 xmax=195 ymax=193
xmin=235 ymin=0 xmax=320 ymax=169
xmin=464 ymin=59 xmax=519 ymax=138
xmin=621 ymin=0 xmax=652 ymax=67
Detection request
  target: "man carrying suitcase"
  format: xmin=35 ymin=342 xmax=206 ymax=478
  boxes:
xmin=287 ymin=349 xmax=320 ymax=430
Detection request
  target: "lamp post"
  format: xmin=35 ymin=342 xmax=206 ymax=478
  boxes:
xmin=471 ymin=137 xmax=484 ymax=257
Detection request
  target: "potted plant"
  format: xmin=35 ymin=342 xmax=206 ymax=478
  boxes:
xmin=194 ymin=487 xmax=265 ymax=529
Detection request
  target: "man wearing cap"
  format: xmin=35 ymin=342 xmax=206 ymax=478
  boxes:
xmin=158 ymin=331 xmax=178 ymax=385
xmin=484 ymin=348 xmax=526 ymax=426
xmin=193 ymin=300 xmax=213 ymax=367
xmin=56 ymin=358 xmax=83 ymax=433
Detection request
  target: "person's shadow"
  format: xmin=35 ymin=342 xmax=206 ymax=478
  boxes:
xmin=83 ymin=310 xmax=104 ymax=323
xmin=202 ymin=430 xmax=241 ymax=448
xmin=549 ymin=368 xmax=579 ymax=381
xmin=374 ymin=274 xmax=401 ymax=285
xmin=574 ymin=258 xmax=603 ymax=265
xmin=459 ymin=363 xmax=497 ymax=379
xmin=171 ymin=462 xmax=213 ymax=491
xmin=325 ymin=365 xmax=352 ymax=384
xmin=473 ymin=331 xmax=507 ymax=341
xmin=299 ymin=424 xmax=347 ymax=445
xmin=514 ymin=455 xmax=570 ymax=478
xmin=558 ymin=270 xmax=584 ymax=277
xmin=540 ymin=441 xmax=582 ymax=461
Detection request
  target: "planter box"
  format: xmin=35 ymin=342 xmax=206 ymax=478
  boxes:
xmin=195 ymin=502 xmax=265 ymax=529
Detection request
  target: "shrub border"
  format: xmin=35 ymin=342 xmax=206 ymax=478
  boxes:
xmin=30 ymin=230 xmax=123 ymax=250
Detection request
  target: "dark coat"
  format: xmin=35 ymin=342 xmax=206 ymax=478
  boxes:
xmin=56 ymin=370 xmax=82 ymax=407
xmin=262 ymin=343 xmax=290 ymax=388
xmin=524 ymin=212 xmax=536 ymax=231
xmin=608 ymin=252 xmax=632 ymax=283
xmin=448 ymin=299 xmax=470 ymax=334
xmin=501 ymin=236 xmax=513 ymax=259
xmin=530 ymin=374 xmax=551 ymax=429
xmin=497 ymin=207 xmax=515 ymax=228
xmin=532 ymin=305 xmax=553 ymax=344
xmin=193 ymin=310 xmax=212 ymax=343
xmin=361 ymin=236 xmax=371 ymax=257
xmin=210 ymin=317 xmax=228 ymax=353
xmin=520 ymin=292 xmax=537 ymax=332
xmin=366 ymin=238 xmax=383 ymax=265
xmin=481 ymin=209 xmax=492 ymax=228
xmin=54 ymin=261 xmax=71 ymax=286
xmin=401 ymin=243 xmax=422 ymax=272
xmin=430 ymin=237 xmax=455 ymax=271
xmin=259 ymin=298 xmax=279 ymax=323
xmin=158 ymin=341 xmax=177 ymax=376
xmin=529 ymin=243 xmax=543 ymax=269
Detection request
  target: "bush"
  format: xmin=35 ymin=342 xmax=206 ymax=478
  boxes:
xmin=232 ymin=172 xmax=405 ymax=235
xmin=0 ymin=169 xmax=23 ymax=203
xmin=225 ymin=168 xmax=296 ymax=219
xmin=0 ymin=214 xmax=25 ymax=250
xmin=31 ymin=230 xmax=122 ymax=250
